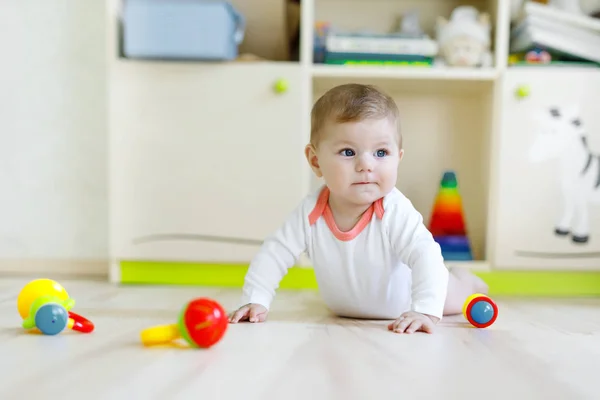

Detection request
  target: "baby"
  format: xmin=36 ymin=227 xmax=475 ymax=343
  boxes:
xmin=229 ymin=83 xmax=488 ymax=334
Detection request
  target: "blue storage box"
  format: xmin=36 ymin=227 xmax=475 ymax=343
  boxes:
xmin=122 ymin=0 xmax=245 ymax=61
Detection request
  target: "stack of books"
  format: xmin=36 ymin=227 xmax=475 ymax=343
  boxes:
xmin=510 ymin=2 xmax=600 ymax=65
xmin=323 ymin=32 xmax=438 ymax=66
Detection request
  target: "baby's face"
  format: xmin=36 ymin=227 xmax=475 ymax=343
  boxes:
xmin=313 ymin=117 xmax=402 ymax=207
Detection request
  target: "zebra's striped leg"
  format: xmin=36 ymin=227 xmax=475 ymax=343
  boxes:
xmin=572 ymin=235 xmax=589 ymax=243
xmin=571 ymin=203 xmax=589 ymax=244
xmin=554 ymin=198 xmax=574 ymax=237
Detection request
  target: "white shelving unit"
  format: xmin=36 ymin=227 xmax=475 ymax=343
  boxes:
xmin=107 ymin=0 xmax=600 ymax=282
xmin=310 ymin=64 xmax=500 ymax=80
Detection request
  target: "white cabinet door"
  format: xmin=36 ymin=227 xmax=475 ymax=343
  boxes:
xmin=492 ymin=68 xmax=600 ymax=269
xmin=109 ymin=61 xmax=308 ymax=263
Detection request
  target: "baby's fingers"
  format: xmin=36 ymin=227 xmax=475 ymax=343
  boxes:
xmin=405 ymin=320 xmax=423 ymax=334
xmin=419 ymin=320 xmax=435 ymax=334
xmin=408 ymin=319 xmax=435 ymax=334
xmin=390 ymin=316 xmax=412 ymax=333
xmin=229 ymin=306 xmax=249 ymax=323
xmin=249 ymin=307 xmax=267 ymax=323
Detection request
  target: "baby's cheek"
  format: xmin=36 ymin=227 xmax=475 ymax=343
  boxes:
xmin=325 ymin=164 xmax=351 ymax=186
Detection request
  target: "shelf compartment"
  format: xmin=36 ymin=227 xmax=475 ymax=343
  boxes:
xmin=311 ymin=78 xmax=495 ymax=263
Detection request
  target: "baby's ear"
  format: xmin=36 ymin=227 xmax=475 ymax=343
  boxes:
xmin=304 ymin=144 xmax=323 ymax=177
xmin=398 ymin=148 xmax=404 ymax=162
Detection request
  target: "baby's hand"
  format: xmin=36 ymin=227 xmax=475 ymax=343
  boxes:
xmin=388 ymin=311 xmax=438 ymax=334
xmin=228 ymin=303 xmax=268 ymax=323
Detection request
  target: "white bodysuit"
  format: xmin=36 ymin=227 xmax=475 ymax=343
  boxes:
xmin=240 ymin=185 xmax=449 ymax=320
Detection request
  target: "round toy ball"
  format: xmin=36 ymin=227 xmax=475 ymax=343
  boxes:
xmin=22 ymin=294 xmax=75 ymax=334
xmin=177 ymin=297 xmax=228 ymax=348
xmin=35 ymin=303 xmax=69 ymax=335
xmin=470 ymin=300 xmax=494 ymax=325
xmin=17 ymin=279 xmax=71 ymax=320
xmin=463 ymin=293 xmax=498 ymax=328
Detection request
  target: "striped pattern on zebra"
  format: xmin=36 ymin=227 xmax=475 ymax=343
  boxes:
xmin=528 ymin=105 xmax=600 ymax=244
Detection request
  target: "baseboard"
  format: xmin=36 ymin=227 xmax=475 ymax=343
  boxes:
xmin=0 ymin=259 xmax=109 ymax=279
xmin=119 ymin=260 xmax=600 ymax=296
xmin=120 ymin=260 xmax=317 ymax=289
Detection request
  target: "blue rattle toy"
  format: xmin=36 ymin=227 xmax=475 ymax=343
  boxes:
xmin=22 ymin=294 xmax=93 ymax=335
xmin=463 ymin=293 xmax=498 ymax=328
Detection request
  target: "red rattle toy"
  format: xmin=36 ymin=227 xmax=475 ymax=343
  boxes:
xmin=140 ymin=297 xmax=228 ymax=348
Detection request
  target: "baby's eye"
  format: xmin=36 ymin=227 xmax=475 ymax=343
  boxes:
xmin=376 ymin=149 xmax=388 ymax=157
xmin=340 ymin=149 xmax=355 ymax=157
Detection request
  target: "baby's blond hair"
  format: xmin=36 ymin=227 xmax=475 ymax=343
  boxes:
xmin=310 ymin=83 xmax=401 ymax=148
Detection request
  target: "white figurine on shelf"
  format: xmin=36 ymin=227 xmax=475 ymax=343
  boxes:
xmin=399 ymin=9 xmax=424 ymax=36
xmin=435 ymin=6 xmax=493 ymax=68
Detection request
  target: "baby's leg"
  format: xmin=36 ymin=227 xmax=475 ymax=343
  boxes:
xmin=443 ymin=267 xmax=489 ymax=315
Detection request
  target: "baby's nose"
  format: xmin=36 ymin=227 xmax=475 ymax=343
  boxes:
xmin=356 ymin=155 xmax=374 ymax=171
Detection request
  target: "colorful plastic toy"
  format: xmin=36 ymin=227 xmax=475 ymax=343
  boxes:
xmin=525 ymin=48 xmax=551 ymax=64
xmin=463 ymin=293 xmax=498 ymax=328
xmin=17 ymin=278 xmax=94 ymax=335
xmin=141 ymin=297 xmax=228 ymax=348
xmin=21 ymin=294 xmax=94 ymax=335
xmin=17 ymin=278 xmax=71 ymax=320
xmin=428 ymin=171 xmax=473 ymax=261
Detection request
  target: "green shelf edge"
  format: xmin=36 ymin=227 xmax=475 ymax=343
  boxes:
xmin=120 ymin=261 xmax=600 ymax=297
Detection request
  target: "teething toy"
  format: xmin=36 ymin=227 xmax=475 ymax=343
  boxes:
xmin=141 ymin=297 xmax=228 ymax=348
xmin=463 ymin=293 xmax=498 ymax=328
xmin=17 ymin=278 xmax=71 ymax=320
xmin=17 ymin=278 xmax=94 ymax=335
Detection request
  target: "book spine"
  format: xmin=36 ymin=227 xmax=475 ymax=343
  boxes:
xmin=325 ymin=35 xmax=438 ymax=56
xmin=324 ymin=59 xmax=433 ymax=66
xmin=325 ymin=51 xmax=432 ymax=62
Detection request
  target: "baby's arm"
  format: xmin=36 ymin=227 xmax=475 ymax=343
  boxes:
xmin=386 ymin=197 xmax=449 ymax=328
xmin=230 ymin=201 xmax=308 ymax=322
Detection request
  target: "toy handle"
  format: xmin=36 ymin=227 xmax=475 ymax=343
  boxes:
xmin=68 ymin=311 xmax=94 ymax=333
xmin=140 ymin=323 xmax=180 ymax=346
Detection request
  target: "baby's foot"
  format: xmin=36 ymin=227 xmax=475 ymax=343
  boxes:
xmin=450 ymin=267 xmax=489 ymax=295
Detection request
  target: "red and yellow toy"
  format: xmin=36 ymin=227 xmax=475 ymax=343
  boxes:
xmin=141 ymin=297 xmax=228 ymax=348
xmin=463 ymin=293 xmax=498 ymax=328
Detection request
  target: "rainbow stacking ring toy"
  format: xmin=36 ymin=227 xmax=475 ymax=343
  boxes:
xmin=462 ymin=293 xmax=498 ymax=328
xmin=140 ymin=297 xmax=228 ymax=348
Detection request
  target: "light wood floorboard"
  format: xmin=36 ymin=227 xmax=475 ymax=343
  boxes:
xmin=0 ymin=277 xmax=599 ymax=399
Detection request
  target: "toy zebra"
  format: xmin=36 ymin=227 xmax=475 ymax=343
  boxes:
xmin=528 ymin=105 xmax=599 ymax=244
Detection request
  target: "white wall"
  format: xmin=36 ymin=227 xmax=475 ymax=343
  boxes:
xmin=0 ymin=1 xmax=107 ymax=275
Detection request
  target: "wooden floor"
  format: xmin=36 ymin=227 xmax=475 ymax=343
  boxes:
xmin=1 ymin=276 xmax=599 ymax=399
